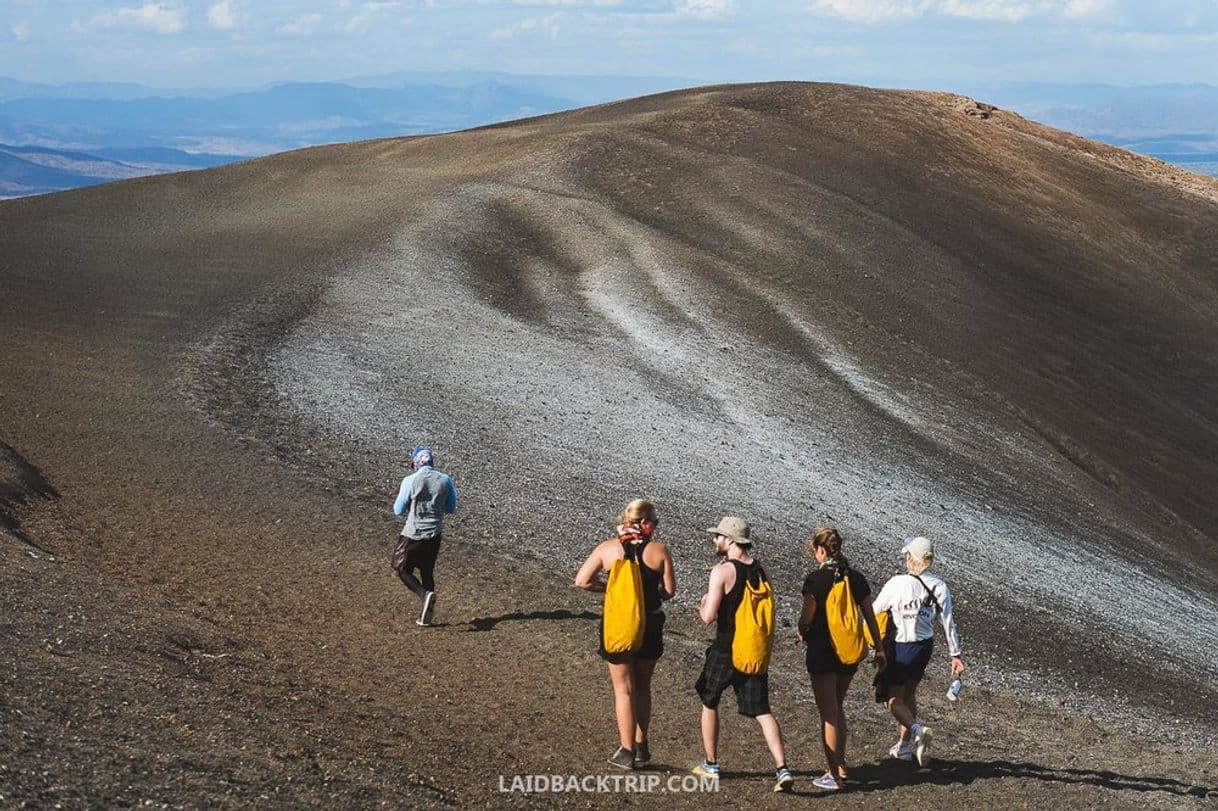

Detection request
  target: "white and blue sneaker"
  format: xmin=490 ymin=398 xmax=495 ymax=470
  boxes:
xmin=773 ymin=767 xmax=794 ymax=792
xmin=812 ymin=772 xmax=841 ymax=791
xmin=692 ymin=759 xmax=720 ymax=778
xmin=912 ymin=724 xmax=933 ymax=767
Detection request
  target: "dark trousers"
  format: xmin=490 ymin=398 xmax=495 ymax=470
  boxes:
xmin=392 ymin=533 xmax=442 ymax=598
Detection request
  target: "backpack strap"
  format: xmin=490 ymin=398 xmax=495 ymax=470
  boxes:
xmin=911 ymin=574 xmax=943 ymax=615
xmin=622 ymin=538 xmax=647 ymax=563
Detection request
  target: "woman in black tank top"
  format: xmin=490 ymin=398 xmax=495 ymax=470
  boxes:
xmin=574 ymin=500 xmax=676 ymax=770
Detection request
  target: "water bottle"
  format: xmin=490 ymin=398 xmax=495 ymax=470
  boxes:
xmin=946 ymin=678 xmax=963 ymax=702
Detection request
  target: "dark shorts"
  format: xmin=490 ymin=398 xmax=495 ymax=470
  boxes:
xmin=806 ymin=643 xmax=861 ymax=676
xmin=695 ymin=644 xmax=771 ymax=718
xmin=600 ymin=611 xmax=665 ymax=664
xmin=392 ymin=534 xmax=442 ymax=573
xmin=874 ymin=638 xmax=934 ymax=703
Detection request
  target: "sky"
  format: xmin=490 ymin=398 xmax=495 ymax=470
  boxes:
xmin=1 ymin=1 xmax=1217 ymax=90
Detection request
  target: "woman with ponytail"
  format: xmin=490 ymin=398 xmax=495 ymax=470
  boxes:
xmin=575 ymin=499 xmax=676 ymax=770
xmin=797 ymin=527 xmax=884 ymax=791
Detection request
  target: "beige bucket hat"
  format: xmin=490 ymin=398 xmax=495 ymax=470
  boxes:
xmin=705 ymin=516 xmax=752 ymax=545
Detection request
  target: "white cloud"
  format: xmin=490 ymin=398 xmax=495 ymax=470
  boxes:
xmin=81 ymin=3 xmax=187 ymax=34
xmin=343 ymin=1 xmax=411 ymax=31
xmin=675 ymin=0 xmax=733 ymax=17
xmin=937 ymin=0 xmax=1044 ymax=22
xmin=809 ymin=0 xmax=925 ymax=23
xmin=808 ymin=0 xmax=1114 ymax=23
xmin=276 ymin=12 xmax=323 ymax=35
xmin=489 ymin=11 xmax=563 ymax=38
xmin=206 ymin=0 xmax=240 ymax=30
xmin=345 ymin=11 xmax=373 ymax=31
xmin=12 ymin=19 xmax=30 ymax=40
xmin=1062 ymin=0 xmax=1112 ymax=19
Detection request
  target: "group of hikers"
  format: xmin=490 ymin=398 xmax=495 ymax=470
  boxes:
xmin=388 ymin=448 xmax=965 ymax=793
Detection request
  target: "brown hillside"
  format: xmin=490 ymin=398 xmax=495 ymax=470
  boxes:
xmin=2 ymin=82 xmax=1216 ymax=807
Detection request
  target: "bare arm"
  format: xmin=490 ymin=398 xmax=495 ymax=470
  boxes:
xmin=861 ymin=594 xmax=887 ymax=666
xmin=574 ymin=544 xmax=607 ymax=593
xmin=658 ymin=544 xmax=676 ymax=600
xmin=698 ymin=563 xmax=730 ymax=624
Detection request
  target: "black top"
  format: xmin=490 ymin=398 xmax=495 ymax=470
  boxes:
xmin=715 ymin=559 xmax=767 ymax=649
xmin=629 ymin=539 xmax=665 ymax=615
xmin=801 ymin=562 xmax=871 ymax=668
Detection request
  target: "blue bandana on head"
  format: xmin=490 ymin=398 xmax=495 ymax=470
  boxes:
xmin=411 ymin=445 xmax=434 ymax=468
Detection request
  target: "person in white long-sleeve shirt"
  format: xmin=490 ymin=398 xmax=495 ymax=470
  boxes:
xmin=871 ymin=536 xmax=966 ymax=767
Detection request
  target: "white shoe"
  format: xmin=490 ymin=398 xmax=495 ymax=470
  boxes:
xmin=912 ymin=724 xmax=933 ymax=767
xmin=888 ymin=741 xmax=914 ymax=761
xmin=417 ymin=591 xmax=436 ymax=626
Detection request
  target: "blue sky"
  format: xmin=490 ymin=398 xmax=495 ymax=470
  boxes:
xmin=1 ymin=1 xmax=1216 ymax=89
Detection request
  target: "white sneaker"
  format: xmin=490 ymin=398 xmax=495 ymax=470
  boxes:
xmin=417 ymin=591 xmax=436 ymax=626
xmin=912 ymin=724 xmax=933 ymax=767
xmin=811 ymin=773 xmax=841 ymax=791
xmin=888 ymin=741 xmax=914 ymax=761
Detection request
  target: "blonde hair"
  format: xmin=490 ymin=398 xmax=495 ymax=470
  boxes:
xmin=905 ymin=549 xmax=933 ymax=576
xmin=618 ymin=498 xmax=657 ymax=528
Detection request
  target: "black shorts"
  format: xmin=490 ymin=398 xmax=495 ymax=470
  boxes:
xmin=600 ymin=611 xmax=665 ymax=664
xmin=806 ymin=643 xmax=861 ymax=676
xmin=874 ymin=638 xmax=934 ymax=703
xmin=391 ymin=534 xmax=442 ymax=573
xmin=695 ymin=644 xmax=771 ymax=718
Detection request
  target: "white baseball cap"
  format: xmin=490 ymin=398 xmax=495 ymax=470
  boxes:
xmin=901 ymin=536 xmax=934 ymax=561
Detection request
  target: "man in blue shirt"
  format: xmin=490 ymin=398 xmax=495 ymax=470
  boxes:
xmin=392 ymin=445 xmax=458 ymax=626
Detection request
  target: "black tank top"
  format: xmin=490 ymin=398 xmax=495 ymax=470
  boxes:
xmin=715 ymin=559 xmax=764 ymax=647
xmin=627 ymin=539 xmax=664 ymax=615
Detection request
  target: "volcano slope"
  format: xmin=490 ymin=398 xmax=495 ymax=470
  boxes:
xmin=2 ymin=82 xmax=1217 ymax=807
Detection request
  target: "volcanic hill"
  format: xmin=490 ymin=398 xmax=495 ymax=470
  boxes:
xmin=2 ymin=82 xmax=1216 ymax=807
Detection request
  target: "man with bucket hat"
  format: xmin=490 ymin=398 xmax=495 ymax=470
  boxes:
xmin=391 ymin=445 xmax=458 ymax=626
xmin=692 ymin=516 xmax=794 ymax=793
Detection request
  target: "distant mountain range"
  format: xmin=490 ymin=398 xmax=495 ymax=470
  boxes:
xmin=1 ymin=72 xmax=1215 ymax=198
xmin=0 ymin=143 xmax=239 ymax=198
xmin=0 ymin=72 xmax=692 ymax=198
xmin=952 ymin=81 xmax=1218 ymax=176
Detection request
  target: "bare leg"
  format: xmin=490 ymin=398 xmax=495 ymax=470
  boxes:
xmin=888 ymin=695 xmax=915 ymax=729
xmin=755 ymin=713 xmax=787 ymax=769
xmin=700 ymin=706 xmax=719 ymax=763
xmin=608 ymin=662 xmax=636 ymax=751
xmin=811 ymin=673 xmax=843 ymax=779
xmin=633 ymin=658 xmax=657 ymax=746
xmin=836 ymin=671 xmax=854 ymax=778
xmin=888 ymin=678 xmax=921 ymax=734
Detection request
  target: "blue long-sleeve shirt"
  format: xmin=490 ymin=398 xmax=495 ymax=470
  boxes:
xmin=393 ymin=465 xmax=458 ymax=539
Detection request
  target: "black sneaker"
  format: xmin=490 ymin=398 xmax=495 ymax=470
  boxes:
xmin=607 ymin=746 xmax=636 ymax=770
xmin=635 ymin=741 xmax=650 ymax=766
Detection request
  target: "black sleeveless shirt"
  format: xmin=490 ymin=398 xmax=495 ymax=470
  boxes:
xmin=715 ymin=559 xmax=765 ymax=648
xmin=629 ymin=539 xmax=664 ymax=615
